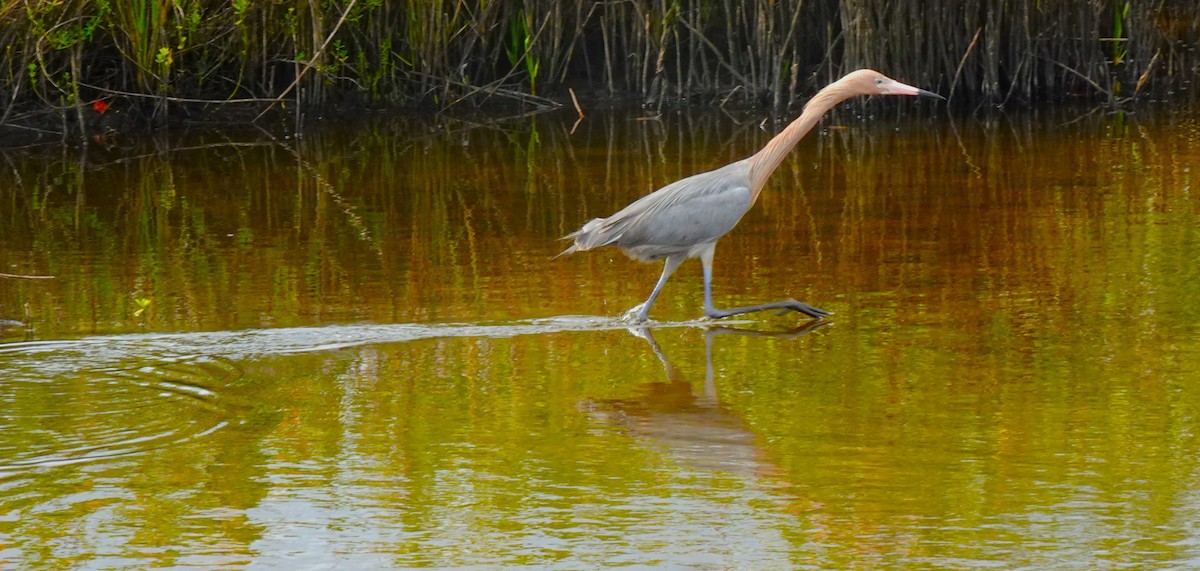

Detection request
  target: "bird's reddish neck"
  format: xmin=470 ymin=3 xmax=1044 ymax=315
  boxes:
xmin=747 ymin=81 xmax=855 ymax=197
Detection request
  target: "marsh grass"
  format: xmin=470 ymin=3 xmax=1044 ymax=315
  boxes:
xmin=1 ymin=0 xmax=1197 ymax=137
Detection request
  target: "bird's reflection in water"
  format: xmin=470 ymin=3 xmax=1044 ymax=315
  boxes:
xmin=582 ymin=322 xmax=827 ymax=477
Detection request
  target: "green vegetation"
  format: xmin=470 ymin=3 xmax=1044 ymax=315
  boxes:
xmin=1 ymin=0 xmax=1198 ymax=135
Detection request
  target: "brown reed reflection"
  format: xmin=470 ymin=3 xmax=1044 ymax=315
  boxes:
xmin=1 ymin=108 xmax=1197 ymax=340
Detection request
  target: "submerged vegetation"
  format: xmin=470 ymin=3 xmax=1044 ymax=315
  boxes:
xmin=1 ymin=0 xmax=1198 ymax=135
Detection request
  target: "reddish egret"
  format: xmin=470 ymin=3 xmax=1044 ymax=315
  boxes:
xmin=557 ymin=69 xmax=943 ymax=323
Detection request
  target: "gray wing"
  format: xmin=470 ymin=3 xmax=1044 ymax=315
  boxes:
xmin=558 ymin=160 xmax=753 ymax=259
xmin=619 ymin=173 xmax=748 ymax=245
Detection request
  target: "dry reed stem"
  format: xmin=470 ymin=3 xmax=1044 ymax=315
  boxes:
xmin=255 ymin=0 xmax=360 ymax=121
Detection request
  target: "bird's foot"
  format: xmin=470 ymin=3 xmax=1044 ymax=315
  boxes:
xmin=621 ymin=303 xmax=650 ymax=324
xmin=704 ymin=299 xmax=832 ymax=320
xmin=774 ymin=299 xmax=832 ymax=320
xmin=702 ymin=308 xmax=734 ymax=320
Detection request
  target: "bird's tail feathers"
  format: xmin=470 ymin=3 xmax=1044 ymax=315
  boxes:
xmin=551 ymin=217 xmax=617 ymax=260
xmin=550 ymin=244 xmax=577 ymax=260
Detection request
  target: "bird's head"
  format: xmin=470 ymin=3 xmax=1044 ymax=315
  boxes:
xmin=840 ymin=69 xmax=944 ymax=99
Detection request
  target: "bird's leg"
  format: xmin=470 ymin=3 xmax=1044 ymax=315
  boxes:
xmin=700 ymin=246 xmax=831 ymax=321
xmin=623 ymin=255 xmax=684 ymax=323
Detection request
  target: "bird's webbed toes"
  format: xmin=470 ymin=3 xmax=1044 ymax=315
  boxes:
xmin=775 ymin=299 xmax=832 ymax=319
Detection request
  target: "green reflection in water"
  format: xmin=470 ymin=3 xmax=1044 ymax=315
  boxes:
xmin=1 ymin=108 xmax=1199 ymax=569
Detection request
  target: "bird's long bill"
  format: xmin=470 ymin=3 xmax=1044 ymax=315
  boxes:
xmin=889 ymin=79 xmax=946 ymax=100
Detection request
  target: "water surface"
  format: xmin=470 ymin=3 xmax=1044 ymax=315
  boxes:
xmin=2 ymin=106 xmax=1199 ymax=569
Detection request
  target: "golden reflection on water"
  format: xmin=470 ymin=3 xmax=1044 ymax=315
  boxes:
xmin=1 ymin=107 xmax=1199 ymax=568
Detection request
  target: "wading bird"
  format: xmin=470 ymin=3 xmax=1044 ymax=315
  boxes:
xmin=556 ymin=69 xmax=943 ymax=323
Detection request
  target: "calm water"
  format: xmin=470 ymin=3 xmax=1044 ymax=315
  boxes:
xmin=2 ymin=104 xmax=1199 ymax=569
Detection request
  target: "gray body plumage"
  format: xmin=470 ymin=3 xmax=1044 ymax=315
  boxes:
xmin=560 ymin=159 xmax=752 ymax=262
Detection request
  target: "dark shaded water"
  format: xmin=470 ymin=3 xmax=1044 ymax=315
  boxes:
xmin=2 ymin=105 xmax=1200 ymax=569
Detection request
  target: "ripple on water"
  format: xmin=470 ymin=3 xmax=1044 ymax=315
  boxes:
xmin=0 ymin=353 xmax=243 ymax=475
xmin=0 ymin=317 xmax=752 ymax=477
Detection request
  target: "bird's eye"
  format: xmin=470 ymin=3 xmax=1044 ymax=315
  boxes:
xmin=874 ymin=78 xmax=884 ymax=85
